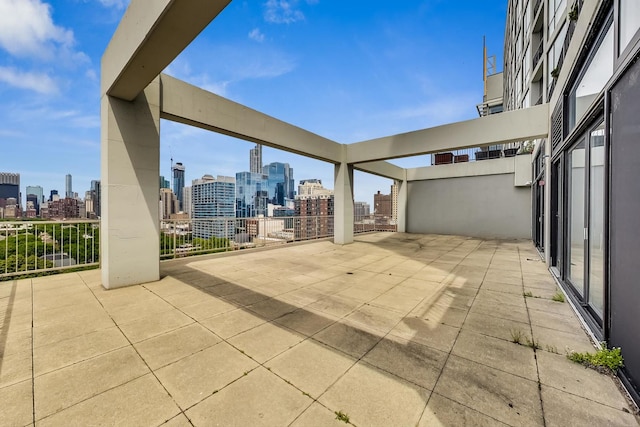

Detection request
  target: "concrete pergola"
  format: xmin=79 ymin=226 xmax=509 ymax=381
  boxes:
xmin=101 ymin=0 xmax=549 ymax=289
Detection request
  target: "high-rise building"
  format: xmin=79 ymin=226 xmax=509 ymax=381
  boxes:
xmin=159 ymin=188 xmax=179 ymax=219
xmin=294 ymin=193 xmax=334 ymax=240
xmin=159 ymin=176 xmax=170 ymax=189
xmin=235 ymin=172 xmax=268 ymax=218
xmin=501 ymin=0 xmax=640 ymax=401
xmin=249 ymin=144 xmax=262 ymax=174
xmin=25 ymin=185 xmax=43 ymax=215
xmin=391 ymin=182 xmax=398 ymax=223
xmin=373 ymin=190 xmax=392 ymax=219
xmin=354 ymin=201 xmax=371 ymax=218
xmin=192 ymin=175 xmax=235 ymax=238
xmin=65 ymin=174 xmax=73 ymax=198
xmin=0 ymin=172 xmax=20 ymax=209
xmin=183 ymin=186 xmax=192 ymax=218
xmin=298 ymin=179 xmax=332 ymax=197
xmin=263 ymin=162 xmax=294 ymax=205
xmin=90 ymin=180 xmax=101 ymax=217
xmin=49 ymin=190 xmax=58 ymax=201
xmin=0 ymin=172 xmax=19 ymax=185
xmin=172 ymin=162 xmax=185 ymax=211
xmin=26 ymin=194 xmax=40 ymax=216
xmin=43 ymin=198 xmax=80 ymax=219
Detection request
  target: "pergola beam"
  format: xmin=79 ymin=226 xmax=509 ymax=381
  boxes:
xmin=160 ymin=74 xmax=345 ymax=163
xmin=101 ymin=0 xmax=231 ymax=100
xmin=354 ymin=161 xmax=405 ymax=181
xmin=346 ymin=103 xmax=549 ymax=164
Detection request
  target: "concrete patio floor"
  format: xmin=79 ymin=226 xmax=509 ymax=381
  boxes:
xmin=1 ymin=232 xmax=638 ymax=426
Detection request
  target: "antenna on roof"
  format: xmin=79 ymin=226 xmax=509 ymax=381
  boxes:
xmin=483 ymin=36 xmax=497 ymax=100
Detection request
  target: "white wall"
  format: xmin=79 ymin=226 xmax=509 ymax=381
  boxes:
xmin=406 ymin=173 xmax=532 ymax=239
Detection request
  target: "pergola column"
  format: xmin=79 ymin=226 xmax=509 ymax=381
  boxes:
xmin=100 ymin=78 xmax=160 ymax=289
xmin=396 ymin=178 xmax=408 ymax=233
xmin=334 ymin=162 xmax=354 ymax=245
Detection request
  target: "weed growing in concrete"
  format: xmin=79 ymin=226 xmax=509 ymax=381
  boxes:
xmin=523 ymin=291 xmax=541 ymax=298
xmin=510 ymin=328 xmax=524 ymax=344
xmin=545 ymin=345 xmax=559 ymax=354
xmin=525 ymin=336 xmax=541 ymax=350
xmin=567 ymin=343 xmax=624 ymax=373
xmin=551 ymin=291 xmax=565 ymax=303
xmin=335 ymin=411 xmax=350 ymax=423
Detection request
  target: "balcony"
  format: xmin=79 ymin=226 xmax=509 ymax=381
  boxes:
xmin=1 ymin=233 xmax=636 ymax=425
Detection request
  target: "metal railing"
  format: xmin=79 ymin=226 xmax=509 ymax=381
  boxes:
xmin=431 ymin=142 xmax=525 ymax=166
xmin=0 ymin=220 xmax=100 ymax=280
xmin=0 ymin=214 xmax=398 ymax=277
xmin=354 ymin=214 xmax=398 ymax=234
xmin=160 ymin=215 xmax=397 ymax=259
xmin=532 ymin=39 xmax=544 ymax=70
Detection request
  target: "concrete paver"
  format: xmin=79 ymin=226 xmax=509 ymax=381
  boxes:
xmin=186 ymin=367 xmax=311 ymax=426
xmin=0 ymin=233 xmax=637 ymax=426
xmin=319 ymin=362 xmax=431 ymax=427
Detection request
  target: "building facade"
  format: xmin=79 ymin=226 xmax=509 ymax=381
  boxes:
xmin=263 ymin=162 xmax=294 ymax=205
xmin=504 ymin=0 xmax=640 ymax=402
xmin=65 ymin=174 xmax=73 ymax=199
xmin=235 ymin=171 xmax=268 ymax=218
xmin=172 ymin=162 xmax=185 ymax=211
xmin=294 ymin=194 xmax=334 ymax=240
xmin=354 ymin=201 xmax=371 ymax=218
xmin=0 ymin=172 xmax=20 ymax=210
xmin=298 ymin=179 xmax=332 ymax=197
xmin=249 ymin=144 xmax=262 ymax=174
xmin=26 ymin=185 xmax=44 ymax=216
xmin=191 ymin=175 xmax=235 ymax=238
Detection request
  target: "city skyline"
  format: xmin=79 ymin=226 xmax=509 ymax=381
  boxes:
xmin=0 ymin=1 xmax=507 ymax=206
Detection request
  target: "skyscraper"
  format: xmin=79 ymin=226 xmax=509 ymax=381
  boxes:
xmin=49 ymin=190 xmax=59 ymax=201
xmin=235 ymin=172 xmax=268 ymax=218
xmin=90 ymin=180 xmax=101 ymax=217
xmin=294 ymin=193 xmax=334 ymax=240
xmin=159 ymin=176 xmax=170 ymax=189
xmin=249 ymin=144 xmax=262 ymax=174
xmin=191 ymin=175 xmax=235 ymax=238
xmin=0 ymin=172 xmax=20 ymax=209
xmin=26 ymin=185 xmax=44 ymax=215
xmin=172 ymin=162 xmax=185 ymax=211
xmin=183 ymin=186 xmax=192 ymax=218
xmin=263 ymin=162 xmax=294 ymax=205
xmin=65 ymin=174 xmax=73 ymax=198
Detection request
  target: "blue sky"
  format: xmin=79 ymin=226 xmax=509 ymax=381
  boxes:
xmin=0 ymin=0 xmax=506 ymax=207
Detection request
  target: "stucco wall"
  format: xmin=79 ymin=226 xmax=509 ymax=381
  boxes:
xmin=407 ymin=173 xmax=531 ymax=239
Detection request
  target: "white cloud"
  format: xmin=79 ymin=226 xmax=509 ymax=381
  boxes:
xmin=96 ymin=0 xmax=128 ymax=9
xmin=248 ymin=28 xmax=265 ymax=43
xmin=264 ymin=0 xmax=305 ymax=24
xmin=0 ymin=0 xmax=75 ymax=60
xmin=0 ymin=66 xmax=58 ymax=94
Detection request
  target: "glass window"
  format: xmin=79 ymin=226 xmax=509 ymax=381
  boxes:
xmin=524 ymin=1 xmax=532 ymax=36
xmin=619 ymin=0 xmax=640 ymax=54
xmin=549 ymin=0 xmax=567 ymax=35
xmin=547 ymin=24 xmax=568 ymax=89
xmin=567 ymin=138 xmax=586 ymax=293
xmin=568 ymin=24 xmax=614 ymax=131
xmin=588 ymin=122 xmax=605 ymax=316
